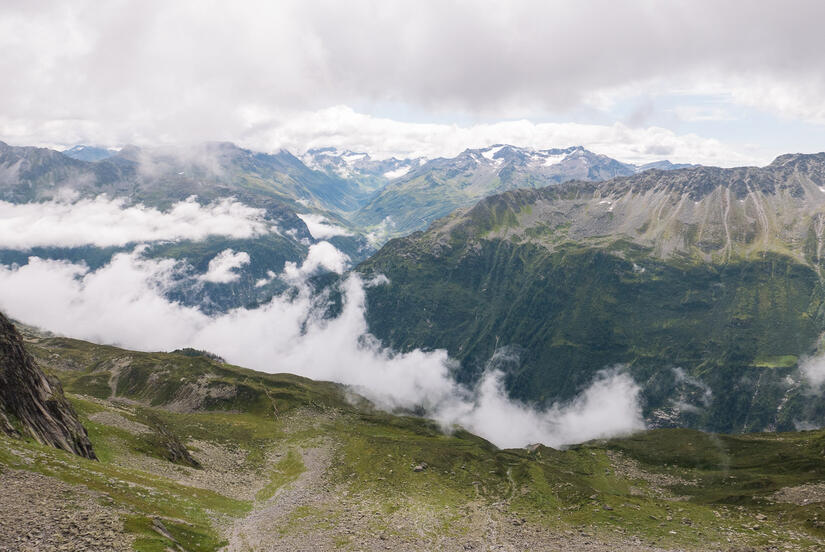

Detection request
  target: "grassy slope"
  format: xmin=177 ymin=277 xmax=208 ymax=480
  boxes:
xmin=0 ymin=333 xmax=823 ymax=549
xmin=360 ymin=234 xmax=825 ymax=432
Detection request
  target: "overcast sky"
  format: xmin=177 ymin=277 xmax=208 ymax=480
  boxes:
xmin=2 ymin=0 xmax=824 ymax=166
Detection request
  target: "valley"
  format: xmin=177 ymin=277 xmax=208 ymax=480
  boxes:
xmin=5 ymin=3 xmax=825 ymax=550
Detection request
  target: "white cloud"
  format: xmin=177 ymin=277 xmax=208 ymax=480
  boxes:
xmin=801 ymin=354 xmax=825 ymax=388
xmin=672 ymin=105 xmax=736 ymax=123
xmin=255 ymin=269 xmax=277 ymax=288
xmin=2 ymin=2 xmax=824 ymax=165
xmin=255 ymin=106 xmax=754 ymax=166
xmin=200 ymin=249 xmax=250 ymax=283
xmin=437 ymin=368 xmax=644 ymax=449
xmin=0 ymin=195 xmax=270 ymax=249
xmin=282 ymin=241 xmax=350 ymax=280
xmin=0 ymin=247 xmax=644 ymax=449
xmin=383 ymin=166 xmax=411 ymax=179
xmin=296 ymin=213 xmax=353 ymax=240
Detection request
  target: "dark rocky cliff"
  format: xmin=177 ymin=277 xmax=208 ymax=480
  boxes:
xmin=0 ymin=312 xmax=95 ymax=459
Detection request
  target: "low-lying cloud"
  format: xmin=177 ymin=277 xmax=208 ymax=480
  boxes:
xmin=0 ymin=245 xmax=644 ymax=448
xmin=0 ymin=195 xmax=271 ymax=249
xmin=297 ymin=213 xmax=353 ymax=240
xmin=800 ymin=354 xmax=825 ymax=389
xmin=200 ymin=249 xmax=250 ymax=283
xmin=283 ymin=241 xmax=350 ymax=280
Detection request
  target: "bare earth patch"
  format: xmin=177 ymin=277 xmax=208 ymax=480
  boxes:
xmin=110 ymin=436 xmax=270 ymax=501
xmin=771 ymin=483 xmax=825 ymax=506
xmin=88 ymin=411 xmax=150 ymax=435
xmin=607 ymin=450 xmax=698 ymax=500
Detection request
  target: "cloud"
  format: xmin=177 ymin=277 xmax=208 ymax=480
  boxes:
xmin=0 ymin=195 xmax=270 ymax=249
xmin=282 ymin=241 xmax=350 ymax=280
xmin=2 ymin=2 xmax=825 ymax=165
xmin=437 ymin=368 xmax=644 ymax=449
xmin=0 ymin=246 xmax=644 ymax=448
xmin=256 ymin=106 xmax=753 ymax=166
xmin=800 ymin=354 xmax=825 ymax=388
xmin=200 ymin=249 xmax=250 ymax=283
xmin=4 ymin=1 xmax=825 ymax=121
xmin=255 ymin=269 xmax=277 ymax=288
xmin=296 ymin=213 xmax=353 ymax=240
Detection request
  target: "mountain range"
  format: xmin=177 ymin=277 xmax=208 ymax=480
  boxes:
xmin=352 ymin=144 xmax=696 ymax=239
xmin=4 ymin=136 xmax=825 ymax=549
xmin=0 ymin=140 xmax=689 ymax=311
xmin=359 ymin=153 xmax=825 ymax=433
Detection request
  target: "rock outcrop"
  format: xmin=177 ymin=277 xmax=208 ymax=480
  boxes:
xmin=0 ymin=312 xmax=96 ymax=459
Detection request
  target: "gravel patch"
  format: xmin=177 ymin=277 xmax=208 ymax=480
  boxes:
xmin=0 ymin=468 xmax=132 ymax=552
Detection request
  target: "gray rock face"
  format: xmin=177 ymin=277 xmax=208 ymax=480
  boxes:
xmin=0 ymin=312 xmax=96 ymax=459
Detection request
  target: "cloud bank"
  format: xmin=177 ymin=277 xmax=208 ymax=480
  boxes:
xmin=3 ymin=1 xmax=825 ymax=165
xmin=0 ymin=196 xmax=270 ymax=249
xmin=0 ymin=246 xmax=644 ymax=448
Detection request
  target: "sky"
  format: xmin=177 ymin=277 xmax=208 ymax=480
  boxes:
xmin=2 ymin=0 xmax=825 ymax=166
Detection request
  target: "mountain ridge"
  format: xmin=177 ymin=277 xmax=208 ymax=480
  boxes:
xmin=358 ymin=151 xmax=825 ymax=433
xmin=351 ymin=143 xmax=704 ymax=239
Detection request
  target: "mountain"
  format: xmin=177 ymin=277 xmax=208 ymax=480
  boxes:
xmin=0 ymin=312 xmax=95 ymax=459
xmin=636 ymin=160 xmax=697 ymax=172
xmin=3 ymin=321 xmax=825 ymax=550
xmin=0 ymin=140 xmax=373 ymax=312
xmin=358 ymin=153 xmax=825 ymax=433
xmin=302 ymin=147 xmax=424 ymax=195
xmin=62 ymin=145 xmax=119 ymax=162
xmin=0 ymin=141 xmax=365 ymax=213
xmin=351 ymin=145 xmax=687 ymax=240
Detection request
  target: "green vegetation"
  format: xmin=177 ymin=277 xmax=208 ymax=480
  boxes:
xmin=256 ymin=449 xmax=305 ymax=501
xmin=0 ymin=332 xmax=822 ymax=549
xmin=358 ymin=168 xmax=825 ymax=433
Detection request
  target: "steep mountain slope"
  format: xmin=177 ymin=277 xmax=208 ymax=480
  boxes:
xmin=359 ymin=153 xmax=825 ymax=433
xmin=4 ymin=323 xmax=825 ymax=550
xmin=302 ymin=147 xmax=423 ymax=195
xmin=352 ymin=145 xmax=686 ymax=239
xmin=0 ymin=312 xmax=95 ymax=459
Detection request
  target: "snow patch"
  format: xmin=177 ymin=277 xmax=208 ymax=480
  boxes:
xmin=383 ymin=166 xmax=410 ymax=179
xmin=542 ymin=153 xmax=567 ymax=166
xmin=481 ymin=145 xmax=505 ymax=161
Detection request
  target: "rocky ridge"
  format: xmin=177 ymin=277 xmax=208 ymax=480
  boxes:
xmin=0 ymin=312 xmax=95 ymax=459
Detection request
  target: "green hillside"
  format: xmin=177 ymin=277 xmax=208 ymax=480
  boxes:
xmin=359 ymin=155 xmax=825 ymax=432
xmin=0 ymin=329 xmax=824 ymax=550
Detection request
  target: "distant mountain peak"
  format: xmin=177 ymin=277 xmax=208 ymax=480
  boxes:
xmin=62 ymin=144 xmax=119 ymax=162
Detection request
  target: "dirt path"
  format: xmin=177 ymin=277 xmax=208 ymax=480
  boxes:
xmin=223 ymin=446 xmax=333 ymax=551
xmin=220 ymin=444 xmax=689 ymax=552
